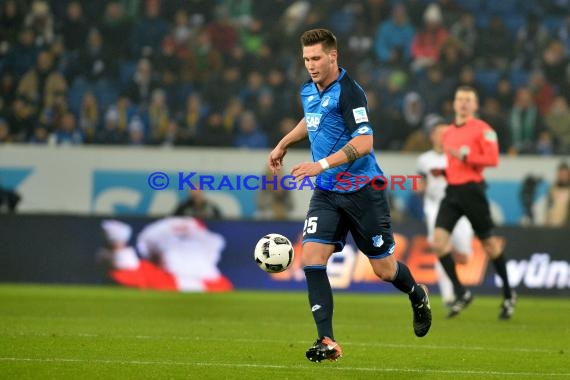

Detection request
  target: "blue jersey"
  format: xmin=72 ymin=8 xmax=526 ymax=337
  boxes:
xmin=301 ymin=68 xmax=384 ymax=192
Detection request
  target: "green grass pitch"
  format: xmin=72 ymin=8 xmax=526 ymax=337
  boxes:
xmin=0 ymin=284 xmax=568 ymax=379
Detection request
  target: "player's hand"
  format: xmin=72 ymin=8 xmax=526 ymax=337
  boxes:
xmin=447 ymin=147 xmax=462 ymax=160
xmin=268 ymin=145 xmax=287 ymax=174
xmin=291 ymin=162 xmax=322 ymax=181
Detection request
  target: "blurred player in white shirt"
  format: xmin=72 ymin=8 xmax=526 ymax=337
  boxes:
xmin=417 ymin=123 xmax=473 ymax=306
xmin=136 ymin=217 xmax=232 ymax=292
xmin=100 ymin=217 xmax=232 ymax=292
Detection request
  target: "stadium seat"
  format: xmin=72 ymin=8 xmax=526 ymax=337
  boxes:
xmin=484 ymin=0 xmax=518 ymax=15
xmin=503 ymin=14 xmax=526 ymax=37
xmin=119 ymin=60 xmax=137 ymax=87
xmin=454 ymin=0 xmax=483 ymax=13
xmin=543 ymin=16 xmax=565 ymax=35
xmin=475 ymin=69 xmax=501 ymax=96
xmin=509 ymin=69 xmax=530 ymax=90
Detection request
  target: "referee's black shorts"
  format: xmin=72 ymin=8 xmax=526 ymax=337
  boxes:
xmin=435 ymin=181 xmax=495 ymax=240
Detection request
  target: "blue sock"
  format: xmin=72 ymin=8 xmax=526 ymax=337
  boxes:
xmin=389 ymin=262 xmax=425 ymax=304
xmin=304 ymin=265 xmax=334 ymax=340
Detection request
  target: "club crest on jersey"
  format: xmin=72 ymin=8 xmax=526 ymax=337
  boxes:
xmin=372 ymin=234 xmax=384 ymax=248
xmin=352 ymin=107 xmax=369 ymax=124
xmin=321 ymin=96 xmax=330 ymax=107
xmin=306 ymin=113 xmax=322 ymax=131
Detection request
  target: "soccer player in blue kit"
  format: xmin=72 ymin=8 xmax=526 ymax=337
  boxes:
xmin=268 ymin=29 xmax=432 ymax=362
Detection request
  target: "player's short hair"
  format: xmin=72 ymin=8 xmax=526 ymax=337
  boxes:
xmin=455 ymin=85 xmax=479 ymax=101
xmin=300 ymin=29 xmax=337 ymax=52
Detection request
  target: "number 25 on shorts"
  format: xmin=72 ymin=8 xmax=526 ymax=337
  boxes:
xmin=303 ymin=217 xmax=318 ymax=236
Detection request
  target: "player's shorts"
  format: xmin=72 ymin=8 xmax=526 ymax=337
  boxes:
xmin=302 ymin=179 xmax=395 ymax=258
xmin=435 ymin=181 xmax=494 ymax=239
xmin=425 ymin=201 xmax=473 ymax=255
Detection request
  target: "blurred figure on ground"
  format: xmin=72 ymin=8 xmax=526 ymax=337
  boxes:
xmin=173 ymin=188 xmax=222 ymax=219
xmin=545 ymin=162 xmax=570 ymax=227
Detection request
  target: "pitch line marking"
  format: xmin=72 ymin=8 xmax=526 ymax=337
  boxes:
xmin=3 ymin=332 xmax=565 ymax=354
xmin=0 ymin=357 xmax=568 ymax=377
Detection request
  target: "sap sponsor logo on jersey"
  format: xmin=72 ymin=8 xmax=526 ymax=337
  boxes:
xmin=496 ymin=253 xmax=570 ymax=289
xmin=306 ymin=113 xmax=322 ymax=132
xmin=352 ymin=107 xmax=369 ymax=124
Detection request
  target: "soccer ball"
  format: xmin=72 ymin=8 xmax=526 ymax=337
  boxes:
xmin=254 ymin=233 xmax=294 ymax=273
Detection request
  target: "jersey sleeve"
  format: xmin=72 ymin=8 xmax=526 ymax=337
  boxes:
xmin=339 ymin=79 xmax=373 ymax=137
xmin=417 ymin=153 xmax=427 ymax=176
xmin=465 ymin=124 xmax=499 ymax=167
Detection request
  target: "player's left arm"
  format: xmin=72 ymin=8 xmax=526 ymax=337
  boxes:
xmin=448 ymin=126 xmax=499 ymax=167
xmin=464 ymin=127 xmax=499 ymax=167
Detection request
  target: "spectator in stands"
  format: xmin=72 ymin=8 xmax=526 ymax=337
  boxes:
xmin=265 ymin=67 xmax=296 ymax=119
xmin=4 ymin=28 xmax=39 ymax=79
xmin=509 ymin=86 xmax=543 ymax=154
xmin=495 ymin=77 xmax=515 ymax=111
xmin=180 ymin=29 xmax=223 ymax=85
xmin=28 ymin=124 xmax=49 ymax=144
xmin=475 ymin=16 xmax=513 ymax=70
xmin=206 ymin=5 xmax=239 ymax=57
xmin=76 ymin=28 xmax=116 ymax=85
xmin=17 ymin=50 xmax=67 ymax=114
xmin=0 ymin=72 xmax=17 ymax=115
xmin=124 ymin=58 xmax=158 ymax=109
xmin=24 ymin=0 xmax=54 ymax=47
xmin=127 ymin=116 xmax=145 ymax=146
xmin=0 ymin=0 xmax=25 ymax=49
xmin=239 ymin=70 xmax=267 ymax=110
xmin=94 ymin=106 xmax=128 ymax=145
xmin=221 ymin=96 xmax=243 ymax=134
xmin=545 ymin=96 xmax=570 ymax=154
xmin=415 ymin=64 xmax=453 ymax=114
xmin=234 ymin=110 xmax=267 ymax=149
xmin=513 ymin=13 xmax=550 ymax=70
xmin=147 ymin=88 xmax=170 ymax=144
xmin=195 ymin=112 xmax=233 ymax=147
xmin=254 ymin=89 xmax=279 ymax=135
xmin=59 ymin=1 xmax=88 ymax=55
xmin=528 ymin=70 xmax=555 ymax=116
xmin=173 ymin=188 xmax=222 ymax=219
xmin=541 ymin=39 xmax=568 ymax=86
xmin=545 ymin=161 xmax=570 ymax=227
xmin=130 ymin=0 xmax=169 ymax=58
xmin=411 ymin=3 xmax=449 ymax=71
xmin=177 ymin=92 xmax=208 ymax=145
xmin=374 ymin=3 xmax=415 ymax=66
xmin=0 ymin=118 xmax=11 ymax=143
xmin=159 ymin=119 xmax=184 ymax=147
xmin=99 ymin=2 xmax=131 ymax=59
xmin=439 ymin=38 xmax=466 ymax=78
xmin=53 ymin=111 xmax=82 ymax=145
xmin=5 ymin=97 xmax=36 ymax=142
xmin=481 ymin=98 xmax=511 ymax=154
xmin=450 ymin=12 xmax=477 ymax=59
xmin=78 ymin=91 xmax=100 ymax=143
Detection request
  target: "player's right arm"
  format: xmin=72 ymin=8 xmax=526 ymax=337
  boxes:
xmin=268 ymin=118 xmax=308 ymax=174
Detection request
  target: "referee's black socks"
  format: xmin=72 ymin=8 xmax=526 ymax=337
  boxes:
xmin=304 ymin=265 xmax=334 ymax=340
xmin=390 ymin=262 xmax=426 ymax=305
xmin=492 ymin=254 xmax=513 ymax=299
xmin=439 ymin=253 xmax=467 ymax=298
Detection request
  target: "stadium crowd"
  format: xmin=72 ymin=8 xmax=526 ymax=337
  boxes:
xmin=0 ymin=0 xmax=569 ymax=154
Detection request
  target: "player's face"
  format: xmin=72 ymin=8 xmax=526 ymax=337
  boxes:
xmin=303 ymin=43 xmax=337 ymax=89
xmin=431 ymin=124 xmax=448 ymax=149
xmin=453 ymin=90 xmax=478 ymax=119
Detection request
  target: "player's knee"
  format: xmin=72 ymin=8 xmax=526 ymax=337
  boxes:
xmin=481 ymin=237 xmax=501 ymax=258
xmin=370 ymin=256 xmax=397 ymax=281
